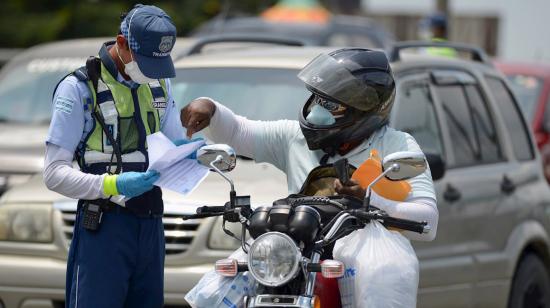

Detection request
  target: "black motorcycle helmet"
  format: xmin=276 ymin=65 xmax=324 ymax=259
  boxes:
xmin=298 ymin=48 xmax=396 ymax=155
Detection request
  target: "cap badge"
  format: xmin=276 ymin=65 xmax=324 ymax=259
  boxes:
xmin=159 ymin=36 xmax=174 ymax=53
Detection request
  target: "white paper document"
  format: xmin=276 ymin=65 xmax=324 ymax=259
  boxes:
xmin=146 ymin=132 xmax=209 ymax=196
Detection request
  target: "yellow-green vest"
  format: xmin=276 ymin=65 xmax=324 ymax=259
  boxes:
xmin=427 ymin=38 xmax=458 ymax=58
xmin=79 ymin=61 xmax=168 ymax=174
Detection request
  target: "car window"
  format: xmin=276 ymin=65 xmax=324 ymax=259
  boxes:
xmin=464 ymin=84 xmax=503 ymax=163
xmin=486 ymin=77 xmax=535 ymax=161
xmin=172 ymin=67 xmax=309 ymax=121
xmin=504 ymin=74 xmax=543 ymax=121
xmin=432 ymin=76 xmax=504 ymax=167
xmin=0 ymin=57 xmax=83 ymax=124
xmin=436 ymin=85 xmax=479 ymax=167
xmin=392 ymin=82 xmax=444 ymax=156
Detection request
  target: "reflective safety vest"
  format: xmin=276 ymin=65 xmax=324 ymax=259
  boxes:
xmin=77 ymin=60 xmax=167 ymax=174
xmin=72 ymin=57 xmax=167 ymax=216
xmin=426 ymin=38 xmax=458 ymax=58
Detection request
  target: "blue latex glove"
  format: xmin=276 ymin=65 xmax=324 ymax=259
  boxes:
xmin=116 ymin=170 xmax=160 ymax=198
xmin=173 ymin=138 xmax=205 ymax=159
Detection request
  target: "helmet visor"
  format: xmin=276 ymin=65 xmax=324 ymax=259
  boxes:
xmin=307 ymin=95 xmax=347 ymax=119
xmin=302 ymin=93 xmax=356 ymax=128
xmin=298 ymin=53 xmax=388 ymax=112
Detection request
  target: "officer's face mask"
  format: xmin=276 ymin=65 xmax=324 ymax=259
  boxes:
xmin=116 ymin=45 xmax=155 ymax=84
xmin=305 ymin=95 xmax=347 ymax=126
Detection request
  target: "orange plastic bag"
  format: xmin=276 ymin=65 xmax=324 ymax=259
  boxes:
xmin=351 ymin=150 xmax=411 ymax=201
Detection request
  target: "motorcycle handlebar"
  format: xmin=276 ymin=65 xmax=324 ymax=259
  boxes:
xmin=181 ymin=206 xmax=227 ymax=220
xmin=382 ymin=216 xmax=429 ymax=234
xmin=181 ymin=212 xmax=224 ymax=220
xmin=349 ymin=210 xmax=429 ymax=234
xmin=196 ymin=206 xmax=226 ymax=214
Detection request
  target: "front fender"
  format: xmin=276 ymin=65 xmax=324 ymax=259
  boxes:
xmin=504 ymin=219 xmax=550 ymax=277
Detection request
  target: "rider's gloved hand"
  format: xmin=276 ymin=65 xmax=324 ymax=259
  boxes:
xmin=180 ymin=98 xmax=216 ymax=138
xmin=173 ymin=137 xmax=205 ymax=159
xmin=334 ymin=178 xmax=366 ymax=199
xmin=103 ymin=170 xmax=160 ymax=198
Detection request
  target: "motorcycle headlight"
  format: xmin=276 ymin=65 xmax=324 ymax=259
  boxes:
xmin=248 ymin=232 xmax=301 ymax=287
xmin=0 ymin=204 xmax=52 ymax=242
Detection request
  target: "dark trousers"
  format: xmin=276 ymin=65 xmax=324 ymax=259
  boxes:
xmin=65 ymin=206 xmax=165 ymax=308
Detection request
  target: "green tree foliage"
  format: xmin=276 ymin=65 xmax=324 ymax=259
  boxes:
xmin=0 ymin=0 xmax=282 ymax=48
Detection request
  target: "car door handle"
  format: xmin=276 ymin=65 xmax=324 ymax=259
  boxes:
xmin=444 ymin=184 xmax=461 ymax=203
xmin=501 ymin=175 xmax=516 ymax=194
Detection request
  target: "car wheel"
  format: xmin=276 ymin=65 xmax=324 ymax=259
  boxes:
xmin=509 ymin=253 xmax=550 ymax=308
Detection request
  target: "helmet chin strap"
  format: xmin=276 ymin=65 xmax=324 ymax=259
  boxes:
xmin=319 ymin=140 xmax=363 ymax=165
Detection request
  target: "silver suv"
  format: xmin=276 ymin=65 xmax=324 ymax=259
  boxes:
xmin=0 ymin=39 xmax=549 ymax=308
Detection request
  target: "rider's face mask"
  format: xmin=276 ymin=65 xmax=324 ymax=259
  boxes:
xmin=305 ymin=95 xmax=347 ymax=126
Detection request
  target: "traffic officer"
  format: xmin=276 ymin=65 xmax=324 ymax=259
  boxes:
xmin=44 ymin=4 xmax=184 ymax=307
xmin=419 ymin=12 xmax=457 ymax=58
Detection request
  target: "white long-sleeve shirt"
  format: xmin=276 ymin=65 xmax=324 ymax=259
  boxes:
xmin=44 ymin=143 xmax=107 ymax=200
xmin=204 ymin=100 xmax=439 ymax=241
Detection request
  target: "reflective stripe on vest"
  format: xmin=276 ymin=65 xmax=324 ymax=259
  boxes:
xmin=84 ymin=151 xmax=147 ymax=165
xmin=80 ymin=61 xmax=167 ymax=172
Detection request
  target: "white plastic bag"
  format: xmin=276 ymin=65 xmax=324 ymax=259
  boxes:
xmin=185 ymin=248 xmax=256 ymax=308
xmin=333 ymin=220 xmax=419 ymax=308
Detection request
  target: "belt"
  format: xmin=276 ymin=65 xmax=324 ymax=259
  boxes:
xmin=79 ymin=199 xmax=162 ymax=218
xmin=99 ymin=199 xmax=129 ymax=212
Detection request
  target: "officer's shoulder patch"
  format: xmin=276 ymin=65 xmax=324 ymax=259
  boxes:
xmin=55 ymin=96 xmax=75 ymax=114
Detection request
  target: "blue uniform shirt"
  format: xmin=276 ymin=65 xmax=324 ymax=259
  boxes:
xmin=46 ymin=42 xmax=184 ymax=154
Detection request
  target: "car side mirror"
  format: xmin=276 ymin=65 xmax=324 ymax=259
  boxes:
xmin=425 ymin=153 xmax=446 ymax=181
xmin=382 ymin=151 xmax=427 ymax=181
xmin=197 ymin=144 xmax=237 ymax=173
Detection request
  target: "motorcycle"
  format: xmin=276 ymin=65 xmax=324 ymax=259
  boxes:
xmin=184 ymin=144 xmax=431 ymax=308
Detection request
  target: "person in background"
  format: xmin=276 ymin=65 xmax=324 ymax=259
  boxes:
xmin=419 ymin=12 xmax=457 ymax=58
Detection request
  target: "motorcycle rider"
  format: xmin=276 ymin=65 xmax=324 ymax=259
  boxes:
xmin=180 ymin=48 xmax=438 ymax=242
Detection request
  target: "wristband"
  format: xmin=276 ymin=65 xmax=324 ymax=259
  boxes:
xmin=103 ymin=174 xmax=119 ymax=196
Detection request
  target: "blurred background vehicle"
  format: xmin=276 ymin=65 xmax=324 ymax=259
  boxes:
xmin=192 ymin=15 xmax=394 ymax=49
xmin=494 ymin=61 xmax=550 ymax=183
xmin=0 ymin=48 xmax=22 ymax=70
xmin=0 ymin=38 xmax=302 ymax=308
xmin=192 ymin=0 xmax=392 ymax=49
xmin=1 ymin=39 xmax=549 ymax=308
xmin=0 ymin=37 xmax=194 ymax=195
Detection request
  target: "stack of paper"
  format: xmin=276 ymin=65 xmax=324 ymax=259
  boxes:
xmin=146 ymin=132 xmax=209 ymax=196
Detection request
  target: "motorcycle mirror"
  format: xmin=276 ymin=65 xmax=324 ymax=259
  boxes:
xmin=382 ymin=151 xmax=427 ymax=181
xmin=197 ymin=144 xmax=237 ymax=173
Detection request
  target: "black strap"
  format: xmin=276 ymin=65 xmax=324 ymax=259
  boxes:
xmin=85 ymin=57 xmax=123 ymax=175
xmin=85 ymin=57 xmax=100 ymax=92
xmin=319 ymin=153 xmax=331 ymax=165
